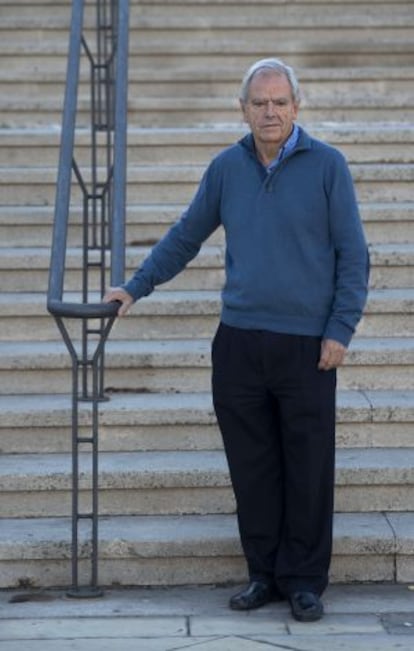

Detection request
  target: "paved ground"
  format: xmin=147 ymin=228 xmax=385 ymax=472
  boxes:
xmin=1 ymin=583 xmax=414 ymax=650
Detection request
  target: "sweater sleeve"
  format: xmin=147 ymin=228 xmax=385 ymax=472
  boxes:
xmin=123 ymin=160 xmax=222 ymax=301
xmin=323 ymin=151 xmax=370 ymax=347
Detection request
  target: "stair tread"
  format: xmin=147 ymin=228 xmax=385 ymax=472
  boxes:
xmin=0 ymin=511 xmax=403 ymax=559
xmin=0 ymin=241 xmax=413 ymax=261
xmin=0 ymin=162 xmax=413 ymax=180
xmin=1 ymin=287 xmax=414 ymax=317
xmin=0 ymin=204 xmax=413 ymax=233
xmin=0 ymin=336 xmax=413 ymax=364
xmin=0 ymin=388 xmax=411 ymax=424
xmin=3 ymin=8 xmax=414 ymax=30
xmin=0 ymin=447 xmax=413 ymax=489
xmin=2 ymin=65 xmax=414 ymax=83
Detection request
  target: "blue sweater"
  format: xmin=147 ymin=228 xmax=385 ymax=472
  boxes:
xmin=124 ymin=127 xmax=369 ymax=347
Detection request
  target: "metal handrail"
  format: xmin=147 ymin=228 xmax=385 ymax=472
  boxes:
xmin=48 ymin=0 xmax=128 ymax=317
xmin=47 ymin=0 xmax=129 ymax=598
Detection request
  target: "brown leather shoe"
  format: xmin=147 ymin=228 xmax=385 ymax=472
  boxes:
xmin=229 ymin=581 xmax=280 ymax=610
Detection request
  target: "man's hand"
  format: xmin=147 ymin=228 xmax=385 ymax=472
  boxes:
xmin=103 ymin=287 xmax=134 ymax=316
xmin=318 ymin=338 xmax=347 ymax=371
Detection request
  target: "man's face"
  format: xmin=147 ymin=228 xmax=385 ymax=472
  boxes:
xmin=240 ymin=70 xmax=299 ymax=151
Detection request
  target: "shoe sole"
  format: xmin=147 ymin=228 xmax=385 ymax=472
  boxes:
xmin=290 ymin=603 xmax=324 ymax=622
xmin=230 ymin=594 xmax=284 ymax=611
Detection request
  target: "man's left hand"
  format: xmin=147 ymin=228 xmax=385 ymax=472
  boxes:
xmin=318 ymin=339 xmax=347 ymax=371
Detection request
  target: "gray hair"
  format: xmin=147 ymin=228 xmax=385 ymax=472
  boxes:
xmin=240 ymin=58 xmax=301 ymax=104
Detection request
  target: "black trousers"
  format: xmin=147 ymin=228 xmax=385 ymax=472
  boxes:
xmin=212 ymin=323 xmax=336 ymax=597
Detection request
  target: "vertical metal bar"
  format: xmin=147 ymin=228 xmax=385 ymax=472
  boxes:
xmin=53 ymin=316 xmax=81 ymax=595
xmin=82 ymin=188 xmax=89 ymax=398
xmin=91 ymin=351 xmax=100 ymax=587
xmin=96 ymin=0 xmax=102 ymax=127
xmin=71 ymin=355 xmax=80 ymax=591
xmin=48 ymin=0 xmax=84 ymax=302
xmin=111 ymin=0 xmax=129 ymax=287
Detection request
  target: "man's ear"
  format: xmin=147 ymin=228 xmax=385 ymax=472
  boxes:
xmin=292 ymin=101 xmax=300 ymax=120
xmin=239 ymin=99 xmax=247 ymax=121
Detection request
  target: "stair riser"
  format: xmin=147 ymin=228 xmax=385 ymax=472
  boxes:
xmin=0 ymin=215 xmax=413 ymax=248
xmin=335 ymin=486 xmax=414 ymax=513
xmin=0 ymin=423 xmax=223 ymax=454
xmin=0 ymin=314 xmax=220 ymax=342
xmin=1 ymin=78 xmax=413 ymax=104
xmin=0 ymin=556 xmax=246 ymax=590
xmin=1 ymin=105 xmax=414 ymax=128
xmin=364 ymin=222 xmax=414 ymax=245
xmin=132 ymin=108 xmax=414 ymax=127
xmin=0 ymin=364 xmax=411 ymax=394
xmin=0 ymin=261 xmax=411 ymax=292
xmin=3 ymin=50 xmax=414 ymax=75
xmin=5 ymin=28 xmax=414 ymax=51
xmin=0 ymin=487 xmax=235 ymax=518
xmin=1 ymin=484 xmax=412 ymax=518
xmin=0 ymin=267 xmax=225 ymax=292
xmin=0 ymin=175 xmax=411 ymax=205
xmin=357 ymin=314 xmax=414 ymax=337
xmin=0 ymin=552 xmax=400 ymax=589
xmin=2 ymin=0 xmax=412 ymax=24
xmin=0 ymin=223 xmax=222 ymax=248
xmin=336 ymin=423 xmax=414 ymax=450
xmin=3 ymin=308 xmax=414 ymax=341
xmin=369 ymin=267 xmax=414 ymax=290
xmin=2 ymin=141 xmax=413 ymax=167
xmin=2 ymin=421 xmax=414 ymax=455
xmin=128 ymin=79 xmax=414 ymax=100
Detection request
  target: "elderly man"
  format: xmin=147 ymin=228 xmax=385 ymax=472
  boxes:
xmin=104 ymin=58 xmax=369 ymax=622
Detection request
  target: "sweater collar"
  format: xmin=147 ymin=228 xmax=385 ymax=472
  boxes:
xmin=239 ymin=125 xmax=311 ymax=161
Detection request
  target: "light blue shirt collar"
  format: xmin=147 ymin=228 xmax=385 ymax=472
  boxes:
xmin=266 ymin=123 xmax=299 ymax=173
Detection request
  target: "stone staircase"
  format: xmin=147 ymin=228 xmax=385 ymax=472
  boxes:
xmin=0 ymin=0 xmax=414 ymax=589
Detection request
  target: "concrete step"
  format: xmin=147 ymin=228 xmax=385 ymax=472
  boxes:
xmin=3 ymin=0 xmax=414 ymax=28
xmin=0 ymin=241 xmax=410 ymax=292
xmin=0 ymin=163 xmax=412 ymax=209
xmin=1 ymin=447 xmax=413 ymax=517
xmin=2 ymin=67 xmax=414 ymax=103
xmin=0 ymin=390 xmax=413 ymax=455
xmin=369 ymin=243 xmax=414 ymax=289
xmin=2 ymin=25 xmax=412 ymax=58
xmin=1 ymin=92 xmax=414 ymax=127
xmin=0 ymin=245 xmax=226 ymax=293
xmin=1 ymin=123 xmax=413 ymax=167
xmin=0 ymin=511 xmax=410 ymax=587
xmin=361 ymin=203 xmax=414 ymax=245
xmin=2 ymin=69 xmax=414 ymax=129
xmin=0 ymin=201 xmax=413 ymax=248
xmin=1 ymin=287 xmax=413 ymax=341
xmin=359 ymin=288 xmax=414 ymax=337
xmin=2 ymin=5 xmax=413 ymax=44
xmin=1 ymin=0 xmax=411 ymax=7
xmin=127 ymin=95 xmax=414 ymax=126
xmin=0 ymin=337 xmax=413 ymax=394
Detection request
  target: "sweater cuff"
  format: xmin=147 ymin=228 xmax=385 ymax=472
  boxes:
xmin=323 ymin=319 xmax=355 ymax=348
xmin=122 ymin=275 xmax=152 ymax=302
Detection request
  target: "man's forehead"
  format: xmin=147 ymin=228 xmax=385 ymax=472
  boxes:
xmin=248 ymin=69 xmax=290 ymax=92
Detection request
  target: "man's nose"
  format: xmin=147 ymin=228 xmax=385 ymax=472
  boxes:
xmin=265 ymin=100 xmax=277 ymax=116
